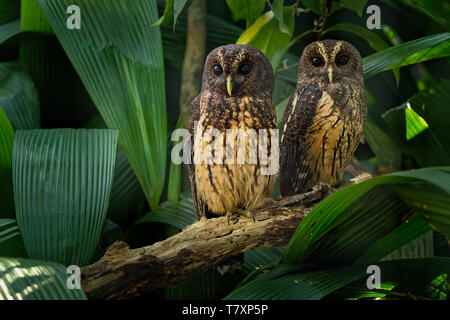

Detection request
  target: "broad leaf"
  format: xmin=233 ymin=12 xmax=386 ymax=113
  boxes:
xmin=226 ymin=0 xmax=267 ymax=27
xmin=0 ymin=19 xmax=20 ymax=45
xmin=243 ymin=247 xmax=284 ymax=273
xmin=324 ymin=23 xmax=389 ymax=52
xmin=0 ymin=108 xmax=14 ymax=218
xmin=13 ymin=129 xmax=118 ymax=266
xmin=226 ymin=264 xmax=367 ymax=299
xmin=0 ymin=0 xmax=20 ymax=24
xmin=0 ymin=257 xmax=86 ymax=300
xmin=85 ymin=115 xmax=146 ymax=226
xmin=404 ymin=0 xmax=450 ymax=30
xmin=236 ymin=8 xmax=294 ymax=60
xmin=135 ymin=195 xmax=197 ymax=230
xmin=405 ymin=105 xmax=429 ymax=141
xmin=283 ymin=167 xmax=450 ymax=265
xmin=301 ymin=0 xmax=322 ymax=15
xmin=338 ymin=0 xmax=367 ymax=17
xmin=356 ymin=215 xmax=432 ymax=263
xmin=0 ymin=219 xmax=27 ymax=258
xmin=0 ymin=62 xmax=40 ymax=131
xmin=363 ymin=33 xmax=450 ymax=79
xmin=38 ymin=0 xmax=167 ymax=210
xmin=382 ymin=81 xmax=450 ymax=167
xmin=271 ymin=0 xmax=290 ymax=34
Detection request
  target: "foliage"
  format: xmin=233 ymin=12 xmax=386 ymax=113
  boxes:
xmin=0 ymin=0 xmax=449 ymax=300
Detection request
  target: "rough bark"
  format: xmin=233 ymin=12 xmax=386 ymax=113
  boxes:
xmin=81 ymin=183 xmax=333 ymax=300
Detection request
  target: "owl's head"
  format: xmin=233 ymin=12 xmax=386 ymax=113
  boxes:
xmin=298 ymin=39 xmax=363 ymax=84
xmin=202 ymin=44 xmax=273 ymax=97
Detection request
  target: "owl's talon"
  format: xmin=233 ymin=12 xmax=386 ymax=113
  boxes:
xmin=234 ymin=209 xmax=256 ymax=223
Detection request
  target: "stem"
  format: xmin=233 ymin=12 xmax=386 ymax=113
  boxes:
xmin=315 ymin=0 xmax=329 ymax=40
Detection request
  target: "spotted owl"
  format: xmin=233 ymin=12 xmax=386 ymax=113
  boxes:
xmin=279 ymin=39 xmax=367 ymax=196
xmin=187 ymin=44 xmax=277 ymax=221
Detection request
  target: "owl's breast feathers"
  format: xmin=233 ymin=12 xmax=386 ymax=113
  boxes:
xmin=188 ymin=91 xmax=277 ymax=219
xmin=280 ymin=81 xmax=366 ymax=195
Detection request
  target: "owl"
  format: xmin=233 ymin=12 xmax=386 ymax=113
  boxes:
xmin=279 ymin=39 xmax=367 ymax=196
xmin=187 ymin=44 xmax=277 ymax=223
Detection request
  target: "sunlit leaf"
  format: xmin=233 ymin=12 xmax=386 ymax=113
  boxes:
xmin=405 ymin=103 xmax=429 ymax=140
xmin=236 ymin=8 xmax=294 ymax=60
xmin=0 ymin=257 xmax=86 ymax=300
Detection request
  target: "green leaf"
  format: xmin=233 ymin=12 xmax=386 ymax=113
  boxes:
xmin=382 ymin=81 xmax=450 ymax=167
xmin=243 ymin=247 xmax=284 ymax=273
xmin=283 ymin=167 xmax=450 ymax=265
xmin=356 ymin=215 xmax=432 ymax=264
xmin=153 ymin=0 xmax=174 ymax=27
xmin=85 ymin=115 xmax=146 ymax=226
xmin=363 ymin=33 xmax=450 ymax=79
xmin=0 ymin=108 xmax=14 ymax=218
xmin=0 ymin=257 xmax=86 ymax=300
xmin=226 ymin=264 xmax=367 ymax=299
xmin=13 ymin=129 xmax=118 ymax=266
xmin=405 ymin=104 xmax=429 ymax=140
xmin=167 ymin=115 xmax=184 ymax=203
xmin=0 ymin=219 xmax=27 ymax=258
xmin=0 ymin=19 xmax=20 ymax=45
xmin=363 ymin=120 xmax=401 ymax=170
xmin=135 ymin=195 xmax=197 ymax=230
xmin=20 ymin=0 xmax=52 ymax=34
xmin=324 ymin=23 xmax=389 ymax=52
xmin=271 ymin=0 xmax=290 ymax=34
xmin=236 ymin=8 xmax=294 ymax=60
xmin=0 ymin=0 xmax=20 ymax=24
xmin=338 ymin=0 xmax=367 ymax=17
xmin=406 ymin=0 xmax=450 ymax=30
xmin=301 ymin=0 xmax=322 ymax=15
xmin=153 ymin=0 xmax=190 ymax=29
xmin=226 ymin=0 xmax=267 ymax=27
xmin=0 ymin=62 xmax=40 ymax=131
xmin=38 ymin=0 xmax=167 ymax=210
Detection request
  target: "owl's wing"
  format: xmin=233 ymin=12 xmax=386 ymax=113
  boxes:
xmin=187 ymin=95 xmax=211 ymax=220
xmin=279 ymin=82 xmax=322 ymax=196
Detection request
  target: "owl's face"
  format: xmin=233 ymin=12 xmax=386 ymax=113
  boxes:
xmin=298 ymin=39 xmax=363 ymax=84
xmin=202 ymin=44 xmax=273 ymax=97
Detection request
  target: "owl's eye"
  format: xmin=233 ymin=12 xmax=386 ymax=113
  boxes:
xmin=238 ymin=64 xmax=251 ymax=75
xmin=311 ymin=57 xmax=323 ymax=67
xmin=213 ymin=65 xmax=223 ymax=76
xmin=336 ymin=55 xmax=349 ymax=66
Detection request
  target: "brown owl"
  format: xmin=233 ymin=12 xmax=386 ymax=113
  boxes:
xmin=279 ymin=39 xmax=367 ymax=196
xmin=187 ymin=44 xmax=277 ymax=223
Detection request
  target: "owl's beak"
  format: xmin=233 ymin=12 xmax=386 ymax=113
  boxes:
xmin=226 ymin=75 xmax=233 ymax=96
xmin=327 ymin=66 xmax=334 ymax=83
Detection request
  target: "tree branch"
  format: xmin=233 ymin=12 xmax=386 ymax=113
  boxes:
xmin=81 ymin=184 xmax=332 ymax=300
xmin=81 ymin=174 xmax=371 ymax=300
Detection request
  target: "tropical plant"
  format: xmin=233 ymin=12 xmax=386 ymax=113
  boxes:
xmin=0 ymin=0 xmax=449 ymax=300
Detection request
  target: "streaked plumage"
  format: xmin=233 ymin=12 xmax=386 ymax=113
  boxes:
xmin=280 ymin=40 xmax=367 ymax=196
xmin=188 ymin=44 xmax=277 ymax=220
